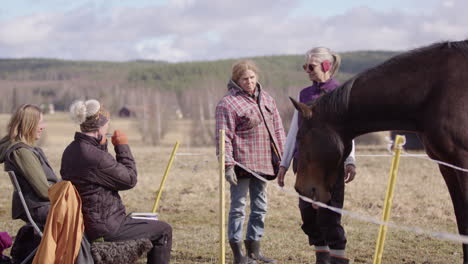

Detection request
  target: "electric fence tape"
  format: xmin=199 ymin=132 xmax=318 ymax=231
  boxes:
xmin=175 ymin=148 xmax=468 ymax=242
xmin=233 ymin=160 xmax=468 ymax=245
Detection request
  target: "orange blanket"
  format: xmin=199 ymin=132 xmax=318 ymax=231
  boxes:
xmin=32 ymin=181 xmax=84 ymax=264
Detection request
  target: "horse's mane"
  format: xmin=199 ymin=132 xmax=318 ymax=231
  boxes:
xmin=362 ymin=39 xmax=468 ymax=77
xmin=311 ymin=77 xmax=355 ymax=120
xmin=451 ymin=39 xmax=468 ymax=58
xmin=312 ymin=39 xmax=468 ymax=120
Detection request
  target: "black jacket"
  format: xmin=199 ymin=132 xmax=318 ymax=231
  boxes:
xmin=60 ymin=132 xmax=137 ymax=241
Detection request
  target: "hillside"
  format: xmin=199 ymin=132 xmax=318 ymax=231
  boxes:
xmin=0 ymin=51 xmax=399 ymax=146
xmin=0 ymin=51 xmax=396 ymax=87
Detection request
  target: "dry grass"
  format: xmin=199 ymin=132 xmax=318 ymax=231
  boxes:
xmin=0 ymin=113 xmax=463 ymax=263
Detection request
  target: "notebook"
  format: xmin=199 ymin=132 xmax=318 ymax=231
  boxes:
xmin=129 ymin=212 xmax=159 ymax=221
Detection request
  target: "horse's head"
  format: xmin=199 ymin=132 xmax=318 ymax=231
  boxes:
xmin=290 ymin=97 xmax=346 ymax=204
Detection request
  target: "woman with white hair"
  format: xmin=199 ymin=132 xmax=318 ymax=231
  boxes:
xmin=61 ymin=99 xmax=172 ymax=264
xmin=276 ymin=47 xmax=356 ymax=264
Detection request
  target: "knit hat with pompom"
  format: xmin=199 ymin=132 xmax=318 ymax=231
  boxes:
xmin=69 ymin=99 xmax=109 ymax=132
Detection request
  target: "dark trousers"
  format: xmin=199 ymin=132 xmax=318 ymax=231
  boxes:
xmin=103 ymin=217 xmax=172 ymax=264
xmin=293 ymin=159 xmax=347 ymax=250
xmin=11 ymin=204 xmax=48 ymax=264
xmin=17 ymin=204 xmax=49 ymax=226
xmin=13 ymin=204 xmax=94 ymax=264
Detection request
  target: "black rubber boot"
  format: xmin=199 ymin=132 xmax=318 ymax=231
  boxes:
xmin=330 ymin=255 xmax=349 ymax=264
xmin=147 ymin=245 xmax=171 ymax=264
xmin=229 ymin=241 xmax=257 ymax=264
xmin=244 ymin=240 xmax=277 ymax=263
xmin=315 ymin=250 xmax=331 ymax=264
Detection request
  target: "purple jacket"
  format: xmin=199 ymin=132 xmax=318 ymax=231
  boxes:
xmin=298 ymin=77 xmax=340 ymax=126
xmin=0 ymin=232 xmax=12 ymax=256
xmin=295 ymin=78 xmax=340 ymax=158
xmin=299 ymin=78 xmax=340 ymax=107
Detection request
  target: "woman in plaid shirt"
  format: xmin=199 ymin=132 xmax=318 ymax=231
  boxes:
xmin=216 ymin=60 xmax=285 ymax=264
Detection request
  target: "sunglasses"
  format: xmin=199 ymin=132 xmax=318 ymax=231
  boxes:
xmin=302 ymin=63 xmax=317 ymax=72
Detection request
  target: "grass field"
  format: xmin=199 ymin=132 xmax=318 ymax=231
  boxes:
xmin=0 ymin=113 xmax=463 ymax=263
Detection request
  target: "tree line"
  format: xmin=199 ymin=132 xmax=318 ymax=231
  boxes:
xmin=0 ymin=51 xmax=398 ymax=146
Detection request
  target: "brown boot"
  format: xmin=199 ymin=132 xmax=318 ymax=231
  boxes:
xmin=330 ymin=255 xmax=349 ymax=264
xmin=315 ymin=250 xmax=331 ymax=264
xmin=229 ymin=241 xmax=257 ymax=264
xmin=244 ymin=240 xmax=277 ymax=263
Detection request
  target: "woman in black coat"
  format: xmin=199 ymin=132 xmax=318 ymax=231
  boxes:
xmin=61 ymin=99 xmax=172 ymax=264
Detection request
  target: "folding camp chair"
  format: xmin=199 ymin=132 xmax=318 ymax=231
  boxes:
xmin=7 ymin=171 xmax=152 ymax=264
xmin=7 ymin=170 xmax=43 ymax=264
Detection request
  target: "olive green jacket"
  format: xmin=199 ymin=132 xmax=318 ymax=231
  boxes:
xmin=0 ymin=136 xmax=51 ymax=199
xmin=0 ymin=136 xmax=58 ymax=221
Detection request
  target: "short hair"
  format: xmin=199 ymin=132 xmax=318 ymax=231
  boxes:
xmin=231 ymin=60 xmax=259 ymax=83
xmin=305 ymin=47 xmax=341 ymax=77
xmin=7 ymin=104 xmax=42 ymax=145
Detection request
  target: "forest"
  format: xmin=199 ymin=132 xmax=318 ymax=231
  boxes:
xmin=0 ymin=51 xmax=398 ymax=146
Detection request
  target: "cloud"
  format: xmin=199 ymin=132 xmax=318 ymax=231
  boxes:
xmin=0 ymin=0 xmax=466 ymax=61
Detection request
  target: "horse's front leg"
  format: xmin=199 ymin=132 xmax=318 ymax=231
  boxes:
xmin=458 ymin=165 xmax=468 ymax=264
xmin=439 ymin=163 xmax=468 ymax=264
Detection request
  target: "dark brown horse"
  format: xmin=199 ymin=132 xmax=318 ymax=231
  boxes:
xmin=291 ymin=39 xmax=468 ymax=263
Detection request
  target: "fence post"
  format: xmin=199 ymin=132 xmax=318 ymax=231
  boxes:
xmin=152 ymin=141 xmax=180 ymax=213
xmin=219 ymin=129 xmax=226 ymax=264
xmin=373 ymin=135 xmax=405 ymax=264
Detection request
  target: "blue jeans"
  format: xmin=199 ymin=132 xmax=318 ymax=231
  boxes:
xmin=228 ymin=177 xmax=268 ymax=242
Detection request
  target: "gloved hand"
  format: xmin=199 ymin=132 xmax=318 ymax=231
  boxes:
xmin=111 ymin=130 xmax=129 ymax=146
xmin=225 ymin=166 xmax=237 ymax=185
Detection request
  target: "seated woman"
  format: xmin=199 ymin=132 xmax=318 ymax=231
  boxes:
xmin=0 ymin=104 xmax=58 ymax=225
xmin=0 ymin=104 xmax=59 ymax=262
xmin=61 ymin=99 xmax=172 ymax=264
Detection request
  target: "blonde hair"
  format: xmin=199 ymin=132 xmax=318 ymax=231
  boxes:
xmin=231 ymin=60 xmax=259 ymax=83
xmin=7 ymin=104 xmax=42 ymax=145
xmin=305 ymin=47 xmax=341 ymax=77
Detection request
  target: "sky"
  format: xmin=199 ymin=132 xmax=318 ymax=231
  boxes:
xmin=0 ymin=0 xmax=466 ymax=62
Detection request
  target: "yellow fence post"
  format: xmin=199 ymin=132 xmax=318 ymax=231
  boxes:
xmin=373 ymin=135 xmax=405 ymax=264
xmin=152 ymin=141 xmax=180 ymax=213
xmin=219 ymin=129 xmax=226 ymax=264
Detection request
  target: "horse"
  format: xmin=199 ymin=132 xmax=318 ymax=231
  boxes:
xmin=291 ymin=39 xmax=468 ymax=263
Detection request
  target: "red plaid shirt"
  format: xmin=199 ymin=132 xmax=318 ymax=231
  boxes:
xmin=215 ymin=80 xmax=285 ymax=176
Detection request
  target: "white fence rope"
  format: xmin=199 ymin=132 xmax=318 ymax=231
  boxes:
xmin=401 ymin=154 xmax=468 ymax=172
xmin=233 ymin=161 xmax=468 ymax=245
xmin=384 ymin=137 xmax=468 ymax=173
xmin=356 ymin=153 xmax=468 ymax=172
xmin=176 ymin=153 xmax=208 ymax=156
xmin=175 ymin=147 xmax=468 ymax=243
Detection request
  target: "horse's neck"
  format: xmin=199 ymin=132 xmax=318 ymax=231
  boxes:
xmin=343 ymin=73 xmax=429 ymax=139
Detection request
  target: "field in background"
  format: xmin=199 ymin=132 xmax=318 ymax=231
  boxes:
xmin=0 ymin=112 xmax=462 ymax=263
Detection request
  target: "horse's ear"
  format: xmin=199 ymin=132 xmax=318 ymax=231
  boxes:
xmin=289 ymin=97 xmax=313 ymax=119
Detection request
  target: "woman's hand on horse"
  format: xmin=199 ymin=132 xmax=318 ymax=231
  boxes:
xmin=344 ymin=164 xmax=356 ymax=183
xmin=277 ymin=166 xmax=287 ymax=187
